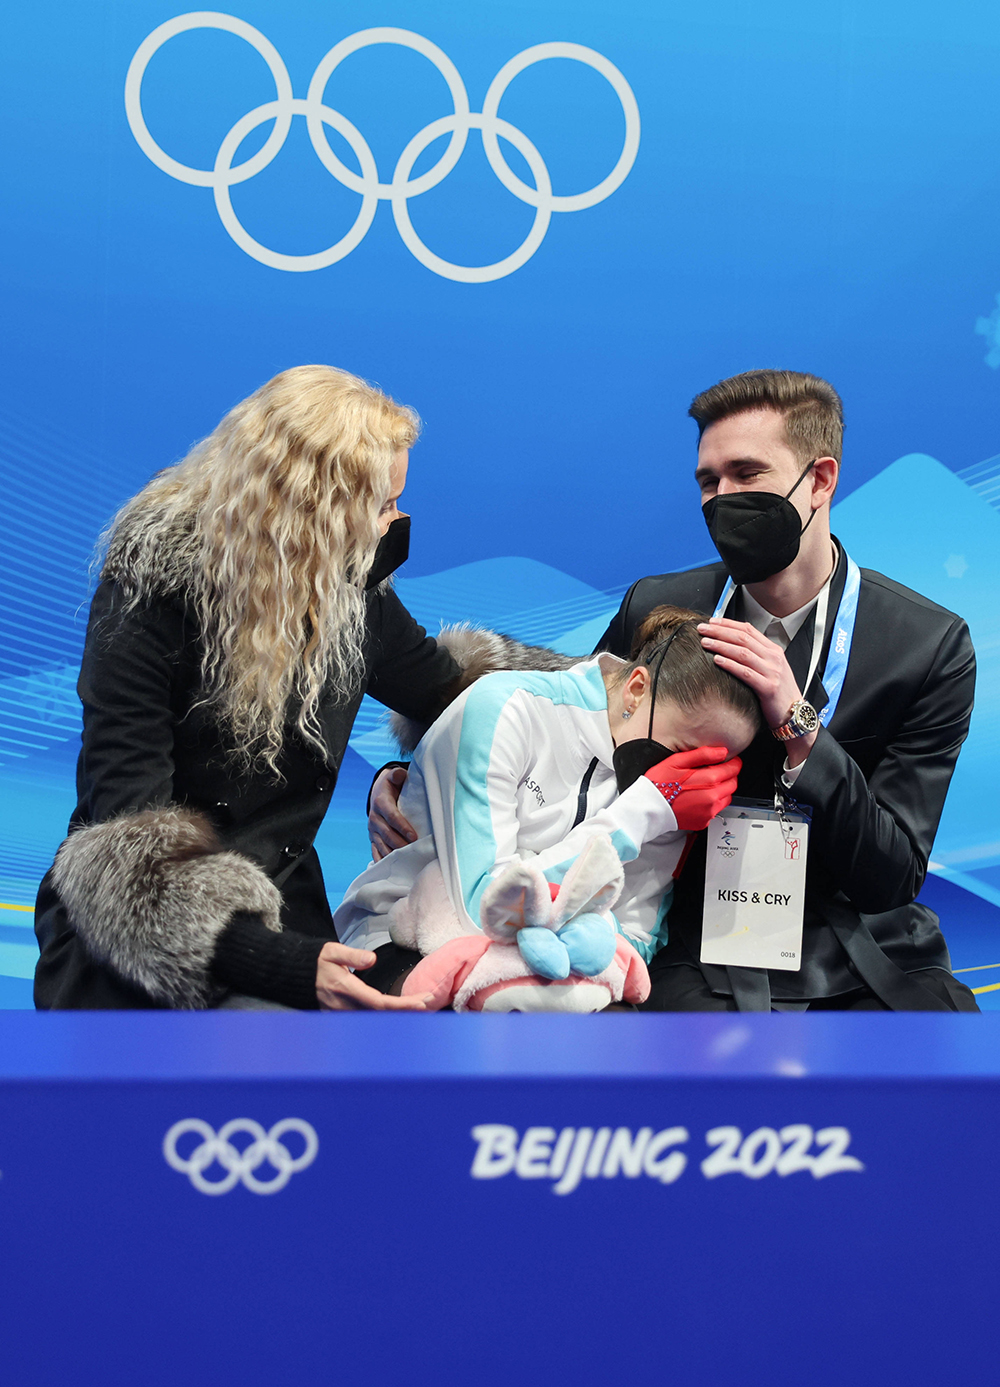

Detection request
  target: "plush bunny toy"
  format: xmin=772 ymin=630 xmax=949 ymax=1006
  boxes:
xmin=389 ymin=834 xmax=651 ymax=1012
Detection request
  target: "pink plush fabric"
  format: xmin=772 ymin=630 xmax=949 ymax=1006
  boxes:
xmin=402 ymin=936 xmax=491 ymax=1010
xmin=396 ymin=834 xmax=650 ymax=1012
xmin=401 ymin=933 xmax=650 ymax=1012
xmin=616 ymin=938 xmax=652 ymax=1004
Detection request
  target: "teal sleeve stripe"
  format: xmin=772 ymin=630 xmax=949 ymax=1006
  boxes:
xmin=651 ymin=885 xmax=673 ymax=950
xmin=542 ymin=857 xmax=575 ymax=888
xmin=613 ymin=912 xmax=655 ymax=964
xmin=539 ymin=825 xmax=640 ymax=891
xmin=453 ymin=676 xmax=519 ymax=922
xmin=615 ymin=886 xmax=673 ymax=965
xmin=621 ymin=934 xmax=655 ymax=964
xmin=608 ymin=827 xmax=639 ymax=864
xmin=452 ymin=665 xmax=610 ymax=922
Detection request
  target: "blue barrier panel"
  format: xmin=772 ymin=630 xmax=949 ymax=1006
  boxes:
xmin=0 ymin=1013 xmax=997 ymax=1386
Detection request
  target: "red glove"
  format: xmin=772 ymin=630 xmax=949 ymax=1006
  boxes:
xmin=644 ymin=746 xmax=742 ymax=831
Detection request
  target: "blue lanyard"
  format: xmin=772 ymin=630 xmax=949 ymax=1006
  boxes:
xmin=711 ymin=551 xmax=861 ymax=727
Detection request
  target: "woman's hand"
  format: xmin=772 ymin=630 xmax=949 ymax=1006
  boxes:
xmin=316 ymin=942 xmax=433 ymax=1010
xmin=643 ymin=746 xmax=742 ymax=830
xmin=369 ymin=766 xmax=418 ymax=861
xmin=697 ymin=617 xmax=818 ymax=766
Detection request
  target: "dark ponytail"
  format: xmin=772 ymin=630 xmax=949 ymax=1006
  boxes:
xmin=627 ymin=604 xmax=761 ymax=731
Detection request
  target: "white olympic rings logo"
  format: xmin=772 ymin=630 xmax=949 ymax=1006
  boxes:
xmin=163 ymin=1118 xmax=319 ymax=1194
xmin=125 ymin=12 xmax=640 ymax=282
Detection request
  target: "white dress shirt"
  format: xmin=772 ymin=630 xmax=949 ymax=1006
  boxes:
xmin=742 ymin=585 xmax=824 ymax=651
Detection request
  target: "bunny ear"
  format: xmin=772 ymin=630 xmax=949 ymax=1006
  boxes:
xmin=550 ymin=834 xmax=624 ymax=928
xmin=402 ymin=936 xmax=491 ymax=1010
xmin=614 ymin=938 xmax=652 ymax=1004
xmin=479 ymin=858 xmax=552 ymax=941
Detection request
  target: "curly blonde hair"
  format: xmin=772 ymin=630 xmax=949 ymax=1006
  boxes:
xmin=101 ymin=365 xmax=419 ymax=772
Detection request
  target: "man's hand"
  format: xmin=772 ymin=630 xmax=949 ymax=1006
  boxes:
xmin=315 ymin=942 xmax=433 ymax=1010
xmin=697 ymin=617 xmax=817 ymax=767
xmin=369 ymin=766 xmax=417 ymax=861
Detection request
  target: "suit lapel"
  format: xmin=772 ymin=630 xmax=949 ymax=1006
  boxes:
xmin=785 ymin=610 xmax=824 ymax=713
xmin=781 ymin=542 xmax=849 ymax=717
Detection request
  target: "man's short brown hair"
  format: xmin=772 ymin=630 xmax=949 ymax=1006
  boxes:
xmin=688 ymin=369 xmax=843 ymax=465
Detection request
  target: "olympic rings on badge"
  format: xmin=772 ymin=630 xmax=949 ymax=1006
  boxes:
xmin=124 ymin=14 xmax=641 ymax=282
xmin=163 ymin=1118 xmax=319 ymax=1195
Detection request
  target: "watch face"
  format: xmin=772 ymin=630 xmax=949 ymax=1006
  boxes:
xmin=792 ymin=700 xmax=820 ymax=734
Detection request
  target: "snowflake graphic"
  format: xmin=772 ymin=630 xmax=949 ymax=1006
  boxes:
xmin=975 ymin=293 xmax=1000 ymax=368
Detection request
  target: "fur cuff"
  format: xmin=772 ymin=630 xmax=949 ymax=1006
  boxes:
xmin=53 ymin=807 xmax=282 ymax=1009
xmin=390 ymin=625 xmax=582 ymax=754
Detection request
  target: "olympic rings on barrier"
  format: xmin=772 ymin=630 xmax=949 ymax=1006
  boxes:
xmin=163 ymin=1118 xmax=319 ymax=1194
xmin=124 ymin=13 xmax=641 ymax=282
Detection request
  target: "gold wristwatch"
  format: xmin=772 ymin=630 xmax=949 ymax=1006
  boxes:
xmin=772 ymin=698 xmax=820 ymax=742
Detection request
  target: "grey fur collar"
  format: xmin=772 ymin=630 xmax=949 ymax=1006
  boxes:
xmin=53 ymin=807 xmax=282 ymax=1009
xmin=389 ymin=624 xmax=582 ymax=754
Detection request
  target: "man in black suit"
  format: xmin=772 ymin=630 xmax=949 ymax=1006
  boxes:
xmin=594 ymin=368 xmax=977 ymax=1010
xmin=369 ymin=369 xmax=978 ymax=1010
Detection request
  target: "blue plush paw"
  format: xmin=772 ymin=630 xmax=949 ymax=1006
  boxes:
xmin=517 ymin=926 xmax=571 ymax=980
xmin=557 ymin=913 xmax=617 ymax=977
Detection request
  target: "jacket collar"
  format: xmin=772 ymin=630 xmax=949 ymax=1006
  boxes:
xmin=784 ymin=539 xmax=848 ymax=714
xmin=567 ymin=655 xmax=620 ymax=769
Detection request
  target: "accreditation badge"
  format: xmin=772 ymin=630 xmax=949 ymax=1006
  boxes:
xmin=701 ymin=800 xmax=809 ymax=972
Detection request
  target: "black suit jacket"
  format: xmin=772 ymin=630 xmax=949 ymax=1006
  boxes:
xmin=33 ymin=579 xmax=461 ymax=1009
xmin=596 ymin=541 xmax=976 ymax=1005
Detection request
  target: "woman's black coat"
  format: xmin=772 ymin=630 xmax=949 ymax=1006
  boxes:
xmin=33 ymin=579 xmax=460 ymax=1008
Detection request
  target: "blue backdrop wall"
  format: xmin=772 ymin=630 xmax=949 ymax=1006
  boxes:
xmin=3 ymin=0 xmax=1000 ymax=1007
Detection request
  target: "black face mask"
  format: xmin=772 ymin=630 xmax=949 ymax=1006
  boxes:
xmin=701 ymin=460 xmax=816 ymax=586
xmin=365 ymin=515 xmax=410 ymax=590
xmin=612 ymin=629 xmax=679 ymax=794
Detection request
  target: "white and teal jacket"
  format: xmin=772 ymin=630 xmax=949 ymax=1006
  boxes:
xmin=334 ymin=656 xmax=687 ymax=962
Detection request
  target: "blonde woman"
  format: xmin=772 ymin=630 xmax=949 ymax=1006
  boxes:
xmin=34 ymin=365 xmax=533 ymax=1010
